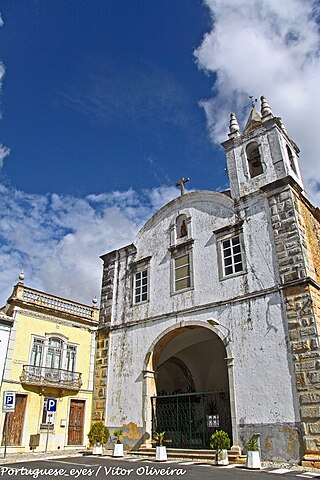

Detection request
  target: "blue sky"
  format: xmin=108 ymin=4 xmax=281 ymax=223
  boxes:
xmin=0 ymin=0 xmax=320 ymax=306
xmin=0 ymin=1 xmax=223 ymax=197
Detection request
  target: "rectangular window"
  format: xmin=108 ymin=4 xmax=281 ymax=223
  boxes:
xmin=66 ymin=345 xmax=76 ymax=372
xmin=221 ymin=235 xmax=244 ymax=276
xmin=175 ymin=253 xmax=191 ymax=291
xmin=134 ymin=270 xmax=148 ymax=304
xmin=30 ymin=338 xmax=44 ymax=367
xmin=30 ymin=338 xmax=44 ymax=376
xmin=64 ymin=345 xmax=77 ymax=383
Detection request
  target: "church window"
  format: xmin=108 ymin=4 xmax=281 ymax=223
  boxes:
xmin=133 ymin=269 xmax=148 ymax=304
xmin=246 ymin=142 xmax=263 ymax=178
xmin=286 ymin=145 xmax=297 ymax=174
xmin=221 ymin=235 xmax=244 ymax=276
xmin=174 ymin=253 xmax=191 ymax=291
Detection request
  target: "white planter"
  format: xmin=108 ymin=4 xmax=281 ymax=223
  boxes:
xmin=92 ymin=443 xmax=103 ymax=455
xmin=246 ymin=451 xmax=261 ymax=469
xmin=156 ymin=446 xmax=167 ymax=462
xmin=215 ymin=449 xmax=229 ymax=465
xmin=113 ymin=443 xmax=124 ymax=457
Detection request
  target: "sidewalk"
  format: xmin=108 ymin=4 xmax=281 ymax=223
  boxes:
xmin=0 ymin=448 xmax=91 ymax=465
xmin=1 ymin=449 xmax=320 ymax=474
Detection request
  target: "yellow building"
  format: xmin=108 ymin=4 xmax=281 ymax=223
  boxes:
xmin=0 ymin=274 xmax=99 ymax=454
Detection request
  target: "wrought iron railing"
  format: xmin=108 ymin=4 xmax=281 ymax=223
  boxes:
xmin=151 ymin=391 xmax=232 ymax=449
xmin=20 ymin=365 xmax=82 ymax=390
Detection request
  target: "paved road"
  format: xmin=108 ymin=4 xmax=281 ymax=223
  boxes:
xmin=1 ymin=455 xmax=320 ymax=480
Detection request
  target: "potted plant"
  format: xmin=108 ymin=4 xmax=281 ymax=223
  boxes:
xmin=88 ymin=421 xmax=110 ymax=455
xmin=246 ymin=436 xmax=261 ymax=469
xmin=210 ymin=430 xmax=230 ymax=465
xmin=153 ymin=432 xmax=169 ymax=461
xmin=113 ymin=429 xmax=124 ymax=457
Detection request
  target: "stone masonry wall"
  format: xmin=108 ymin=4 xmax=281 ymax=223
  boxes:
xmin=268 ymin=186 xmax=320 ymax=460
xmin=268 ymin=188 xmax=307 ymax=283
xmin=295 ymin=198 xmax=320 ymax=284
xmin=92 ymin=251 xmax=117 ymax=422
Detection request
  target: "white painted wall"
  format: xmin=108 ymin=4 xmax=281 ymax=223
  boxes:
xmin=0 ymin=319 xmax=11 ymax=383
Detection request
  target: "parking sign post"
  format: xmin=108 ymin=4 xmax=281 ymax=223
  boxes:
xmin=45 ymin=398 xmax=57 ymax=453
xmin=3 ymin=414 xmax=8 ymax=459
xmin=2 ymin=391 xmax=16 ymax=459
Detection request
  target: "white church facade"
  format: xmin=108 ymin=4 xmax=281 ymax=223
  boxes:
xmin=93 ymin=97 xmax=320 ymax=464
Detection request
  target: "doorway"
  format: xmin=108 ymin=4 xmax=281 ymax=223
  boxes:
xmin=1 ymin=394 xmax=27 ymax=446
xmin=150 ymin=325 xmax=232 ymax=448
xmin=67 ymin=399 xmax=85 ymax=445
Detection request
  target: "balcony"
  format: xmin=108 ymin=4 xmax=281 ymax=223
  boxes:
xmin=20 ymin=365 xmax=82 ymax=391
xmin=6 ymin=283 xmax=99 ymax=326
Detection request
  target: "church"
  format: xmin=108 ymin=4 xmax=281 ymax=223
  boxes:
xmin=93 ymin=97 xmax=320 ymax=464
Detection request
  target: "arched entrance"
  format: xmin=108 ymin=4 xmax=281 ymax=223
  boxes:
xmin=144 ymin=323 xmax=234 ymax=449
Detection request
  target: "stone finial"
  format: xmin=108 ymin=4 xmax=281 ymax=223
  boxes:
xmin=228 ymin=112 xmax=240 ymax=138
xmin=92 ymin=296 xmax=98 ymax=306
xmin=18 ymin=270 xmax=25 ymax=284
xmin=261 ymin=96 xmax=273 ymax=121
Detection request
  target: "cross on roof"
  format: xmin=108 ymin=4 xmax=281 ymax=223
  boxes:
xmin=176 ymin=177 xmax=190 ymax=195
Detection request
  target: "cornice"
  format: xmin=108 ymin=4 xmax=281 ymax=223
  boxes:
xmin=16 ymin=308 xmax=97 ymax=333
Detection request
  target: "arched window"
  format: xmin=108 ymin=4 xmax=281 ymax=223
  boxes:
xmin=286 ymin=145 xmax=297 ymax=174
xmin=176 ymin=214 xmax=188 ymax=239
xmin=45 ymin=337 xmax=63 ymax=370
xmin=246 ymin=142 xmax=263 ymax=178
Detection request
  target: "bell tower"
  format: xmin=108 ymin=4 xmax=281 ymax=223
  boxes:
xmin=222 ymin=97 xmax=320 ymax=465
xmin=221 ymin=96 xmax=305 ymax=199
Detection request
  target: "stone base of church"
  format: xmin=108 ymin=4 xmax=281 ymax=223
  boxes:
xmin=230 ymin=445 xmax=242 ymax=455
xmin=301 ymin=455 xmax=320 ymax=468
xmin=140 ymin=442 xmax=152 ymax=449
xmin=238 ymin=422 xmax=302 ymax=463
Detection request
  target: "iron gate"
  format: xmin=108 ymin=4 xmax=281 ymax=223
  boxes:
xmin=151 ymin=391 xmax=232 ymax=449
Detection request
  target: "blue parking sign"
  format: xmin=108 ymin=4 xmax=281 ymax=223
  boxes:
xmin=3 ymin=391 xmax=16 ymax=412
xmin=46 ymin=398 xmax=57 ymax=412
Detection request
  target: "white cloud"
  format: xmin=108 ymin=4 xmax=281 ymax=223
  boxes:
xmin=194 ymin=0 xmax=320 ymax=205
xmin=0 ymin=184 xmax=178 ymax=306
xmin=0 ymin=144 xmax=10 ymax=168
xmin=147 ymin=185 xmax=179 ymax=211
xmin=0 ymin=14 xmax=9 ymax=166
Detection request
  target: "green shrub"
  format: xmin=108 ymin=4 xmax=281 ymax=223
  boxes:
xmin=152 ymin=431 xmax=170 ymax=447
xmin=210 ymin=430 xmax=231 ymax=450
xmin=246 ymin=437 xmax=259 ymax=451
xmin=88 ymin=421 xmax=110 ymax=447
xmin=113 ymin=429 xmax=124 ymax=444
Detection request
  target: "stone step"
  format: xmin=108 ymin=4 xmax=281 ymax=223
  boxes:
xmin=129 ymin=448 xmax=246 ymax=463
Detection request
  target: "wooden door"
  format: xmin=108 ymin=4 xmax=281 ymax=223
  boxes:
xmin=67 ymin=400 xmax=85 ymax=445
xmin=1 ymin=394 xmax=27 ymax=446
